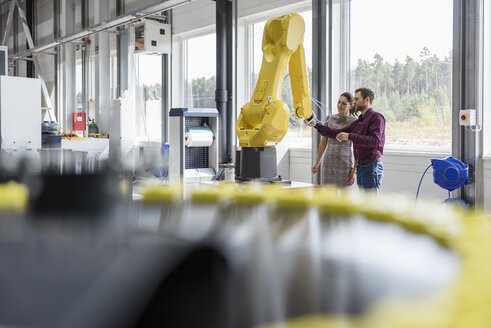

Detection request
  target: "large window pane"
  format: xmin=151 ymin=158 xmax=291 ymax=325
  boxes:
xmin=350 ymin=0 xmax=452 ymax=152
xmin=185 ymin=34 xmax=216 ymax=108
xmin=76 ymin=60 xmax=83 ymax=112
xmin=136 ymin=54 xmax=162 ymax=141
xmin=250 ymin=11 xmax=313 ymax=148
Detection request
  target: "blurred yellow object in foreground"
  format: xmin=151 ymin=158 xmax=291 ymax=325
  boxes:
xmin=140 ymin=183 xmax=491 ymax=328
xmin=257 ymin=188 xmax=491 ymax=328
xmin=0 ymin=181 xmax=29 ymax=211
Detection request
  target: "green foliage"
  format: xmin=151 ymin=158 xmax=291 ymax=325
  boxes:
xmin=355 ymin=48 xmax=451 ymax=127
xmin=190 ymin=76 xmax=217 ymax=108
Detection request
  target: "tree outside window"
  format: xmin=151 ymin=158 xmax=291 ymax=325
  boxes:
xmin=350 ymin=0 xmax=452 ymax=152
xmin=185 ymin=33 xmax=216 ymax=108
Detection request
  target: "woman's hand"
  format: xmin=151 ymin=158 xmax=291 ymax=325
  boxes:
xmin=348 ymin=169 xmax=356 ymax=186
xmin=311 ymin=163 xmax=319 ymax=174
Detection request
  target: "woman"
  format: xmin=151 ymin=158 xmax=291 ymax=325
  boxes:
xmin=311 ymin=92 xmax=357 ymax=187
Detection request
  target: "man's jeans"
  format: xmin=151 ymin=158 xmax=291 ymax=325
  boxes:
xmin=356 ymin=161 xmax=384 ymax=190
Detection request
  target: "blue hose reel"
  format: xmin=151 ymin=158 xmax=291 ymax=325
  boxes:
xmin=430 ymin=156 xmax=469 ymax=191
xmin=416 ymin=156 xmax=470 ymax=208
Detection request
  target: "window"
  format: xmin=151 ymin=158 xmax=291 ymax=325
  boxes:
xmin=249 ymin=10 xmax=313 ymax=148
xmin=350 ymin=0 xmax=453 ymax=152
xmin=136 ymin=54 xmax=163 ymax=141
xmin=76 ymin=60 xmax=83 ymax=111
xmin=184 ymin=33 xmax=216 ymax=108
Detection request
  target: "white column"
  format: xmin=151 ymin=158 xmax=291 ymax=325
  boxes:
xmin=59 ymin=0 xmax=76 ymax=130
xmin=93 ymin=0 xmax=110 ymax=134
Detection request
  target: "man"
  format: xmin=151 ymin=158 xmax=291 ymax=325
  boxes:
xmin=306 ymin=88 xmax=385 ymax=191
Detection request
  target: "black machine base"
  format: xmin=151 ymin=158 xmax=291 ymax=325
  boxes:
xmin=236 ymin=147 xmax=289 ymax=183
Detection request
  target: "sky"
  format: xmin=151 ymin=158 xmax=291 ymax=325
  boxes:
xmin=187 ymin=33 xmax=217 ymax=79
xmin=138 ymin=53 xmax=163 ymax=85
xmin=350 ymin=0 xmax=453 ymax=65
xmin=154 ymin=0 xmax=453 ymax=80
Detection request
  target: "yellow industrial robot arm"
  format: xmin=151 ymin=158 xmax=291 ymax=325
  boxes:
xmin=289 ymin=43 xmax=312 ymax=120
xmin=236 ymin=13 xmax=313 ymax=148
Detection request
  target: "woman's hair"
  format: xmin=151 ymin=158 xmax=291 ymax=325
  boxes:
xmin=340 ymin=92 xmax=353 ymax=104
xmin=339 ymin=92 xmax=356 ymax=116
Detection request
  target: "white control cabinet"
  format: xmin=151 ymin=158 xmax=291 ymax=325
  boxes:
xmin=0 ymin=76 xmax=41 ymax=151
xmin=134 ymin=20 xmax=171 ymax=55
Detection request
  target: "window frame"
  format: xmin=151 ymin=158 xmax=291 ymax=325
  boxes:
xmin=178 ymin=26 xmax=217 ymax=108
xmin=346 ymin=0 xmax=454 ymax=154
xmin=134 ymin=53 xmax=164 ymax=142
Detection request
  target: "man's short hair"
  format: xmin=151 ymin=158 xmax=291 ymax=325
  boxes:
xmin=355 ymin=88 xmax=375 ymax=104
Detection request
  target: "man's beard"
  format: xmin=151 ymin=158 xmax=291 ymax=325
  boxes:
xmin=355 ymin=103 xmax=367 ymax=112
xmin=350 ymin=103 xmax=366 ymax=115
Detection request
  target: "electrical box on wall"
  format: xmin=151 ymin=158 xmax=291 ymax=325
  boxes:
xmin=459 ymin=109 xmax=476 ymax=126
xmin=135 ymin=20 xmax=171 ymax=55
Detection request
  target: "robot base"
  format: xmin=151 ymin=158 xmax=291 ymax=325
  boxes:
xmin=236 ymin=147 xmax=289 ymax=183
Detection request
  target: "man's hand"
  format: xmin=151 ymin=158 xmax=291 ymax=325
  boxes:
xmin=304 ymin=119 xmax=316 ymax=127
xmin=311 ymin=163 xmax=319 ymax=174
xmin=336 ymin=132 xmax=349 ymax=142
xmin=348 ymin=169 xmax=356 ymax=186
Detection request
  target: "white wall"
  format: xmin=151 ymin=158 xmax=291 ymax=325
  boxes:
xmin=289 ymin=147 xmax=491 ymax=210
xmin=289 ymin=148 xmax=311 ymax=183
xmin=380 ymin=151 xmax=448 ymax=199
